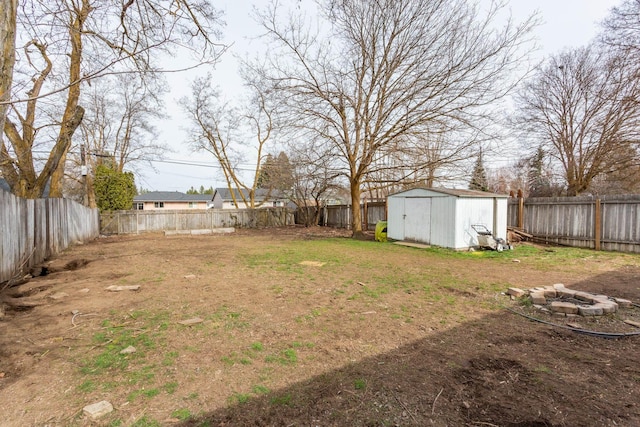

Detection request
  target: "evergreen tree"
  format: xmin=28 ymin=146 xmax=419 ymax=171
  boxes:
xmin=527 ymin=146 xmax=551 ymax=197
xmin=257 ymin=152 xmax=294 ymax=192
xmin=469 ymin=150 xmax=489 ymax=192
xmin=94 ymin=164 xmax=136 ymax=211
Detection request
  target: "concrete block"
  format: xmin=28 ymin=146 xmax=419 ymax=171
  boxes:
xmin=543 ymin=287 xmax=557 ymax=298
xmin=164 ymin=230 xmax=191 ymax=236
xmin=507 ymin=287 xmax=527 ymax=298
xmin=530 ymin=292 xmax=546 ymax=305
xmin=191 ymin=229 xmax=212 ymax=235
xmin=578 ymin=305 xmax=603 ymax=316
xmin=211 ymin=227 xmax=236 ymax=234
xmin=550 ymin=301 xmax=579 ymax=314
xmin=593 ymin=302 xmax=618 ymax=314
xmin=574 ymin=291 xmax=596 ymax=303
xmin=83 ymin=401 xmax=113 ymax=419
xmin=613 ymin=298 xmax=632 ymax=308
xmin=557 ymin=288 xmax=577 ymax=298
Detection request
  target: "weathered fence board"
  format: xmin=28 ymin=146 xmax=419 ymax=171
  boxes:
xmin=322 ymin=202 xmax=387 ymax=230
xmin=507 ymin=195 xmax=640 ymax=253
xmin=100 ymin=208 xmax=295 ymax=235
xmin=0 ymin=189 xmax=100 ymax=284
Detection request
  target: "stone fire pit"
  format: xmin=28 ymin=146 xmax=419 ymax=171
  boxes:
xmin=507 ymin=284 xmax=633 ymax=317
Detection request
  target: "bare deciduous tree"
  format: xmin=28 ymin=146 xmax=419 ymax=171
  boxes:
xmin=601 ymin=0 xmax=640 ymax=59
xmin=183 ymin=75 xmax=277 ymax=208
xmin=1 ymin=0 xmax=224 ymax=198
xmin=66 ymin=74 xmax=169 ymax=207
xmin=514 ymin=46 xmax=640 ymax=196
xmin=253 ymin=0 xmax=536 ymax=236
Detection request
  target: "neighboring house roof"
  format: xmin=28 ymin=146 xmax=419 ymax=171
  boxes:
xmin=0 ymin=178 xmax=51 ymax=197
xmin=212 ymin=187 xmax=284 ymax=201
xmin=389 ymin=187 xmax=508 ymax=198
xmin=134 ymin=191 xmax=212 ymax=202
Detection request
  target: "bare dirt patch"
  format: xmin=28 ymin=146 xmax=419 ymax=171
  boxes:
xmin=0 ymin=227 xmax=639 ymax=426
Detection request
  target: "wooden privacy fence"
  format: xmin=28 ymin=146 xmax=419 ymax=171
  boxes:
xmin=0 ymin=189 xmax=100 ymax=284
xmin=322 ymin=202 xmax=387 ymax=230
xmin=100 ymin=208 xmax=295 ymax=235
xmin=507 ymin=195 xmax=640 ymax=253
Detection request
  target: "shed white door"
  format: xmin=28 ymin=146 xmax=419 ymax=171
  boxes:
xmin=404 ymin=198 xmax=431 ymax=243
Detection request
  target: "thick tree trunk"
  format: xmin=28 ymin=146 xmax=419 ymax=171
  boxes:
xmin=0 ymin=0 xmax=18 ymax=175
xmin=350 ymin=180 xmax=364 ymax=237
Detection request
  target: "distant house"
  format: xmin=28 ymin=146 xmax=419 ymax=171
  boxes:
xmin=211 ymin=187 xmax=288 ymax=209
xmin=133 ymin=191 xmax=213 ymax=210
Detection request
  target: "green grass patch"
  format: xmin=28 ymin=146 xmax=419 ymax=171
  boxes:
xmin=130 ymin=416 xmax=161 ymax=427
xmin=270 ymin=393 xmax=292 ymax=405
xmin=164 ymin=381 xmax=178 ymax=394
xmin=229 ymin=392 xmax=250 ymax=404
xmin=252 ymin=384 xmax=270 ymax=394
xmin=171 ymin=408 xmax=192 ymax=421
xmin=265 ymin=347 xmax=298 ymax=366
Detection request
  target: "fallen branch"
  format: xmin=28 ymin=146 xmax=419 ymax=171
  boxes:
xmin=432 ymin=387 xmax=444 ymax=415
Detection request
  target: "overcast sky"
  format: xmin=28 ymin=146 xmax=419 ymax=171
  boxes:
xmin=137 ymin=0 xmax=621 ymax=193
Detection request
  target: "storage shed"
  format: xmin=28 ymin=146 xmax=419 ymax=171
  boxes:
xmin=387 ymin=187 xmax=508 ymax=250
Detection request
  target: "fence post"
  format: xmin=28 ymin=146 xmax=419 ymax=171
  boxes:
xmin=363 ymin=199 xmax=368 ymax=231
xmin=594 ymin=198 xmax=601 ymax=251
xmin=517 ymin=193 xmax=524 ymax=229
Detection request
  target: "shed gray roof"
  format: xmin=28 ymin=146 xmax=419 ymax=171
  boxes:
xmin=390 ymin=187 xmax=508 ymax=198
xmin=134 ymin=191 xmax=211 ymax=202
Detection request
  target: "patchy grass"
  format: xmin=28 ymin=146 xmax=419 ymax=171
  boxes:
xmin=7 ymin=230 xmax=638 ymax=426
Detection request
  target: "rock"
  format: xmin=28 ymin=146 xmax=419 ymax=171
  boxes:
xmin=578 ymin=305 xmax=603 ymax=316
xmin=530 ymin=292 xmax=546 ymax=305
xmin=78 ymin=288 xmax=90 ymax=293
xmin=184 ymin=274 xmax=197 ymax=279
xmin=512 ymin=259 xmax=521 ymax=263
xmin=83 ymin=400 xmax=113 ymax=419
xmin=552 ymin=283 xmax=566 ymax=290
xmin=178 ymin=317 xmax=204 ymax=326
xmin=507 ymin=287 xmax=526 ymax=298
xmin=550 ymin=301 xmax=579 ymax=314
xmin=49 ymin=292 xmax=69 ymax=300
xmin=542 ymin=287 xmax=557 ymax=298
xmin=120 ymin=346 xmax=136 ymax=355
xmin=105 ymin=285 xmax=140 ymax=292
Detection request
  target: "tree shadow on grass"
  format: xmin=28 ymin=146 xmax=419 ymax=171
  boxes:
xmin=180 ymin=269 xmax=640 ymax=427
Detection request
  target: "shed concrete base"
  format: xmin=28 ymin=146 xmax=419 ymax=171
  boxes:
xmin=394 ymin=241 xmax=431 ymax=249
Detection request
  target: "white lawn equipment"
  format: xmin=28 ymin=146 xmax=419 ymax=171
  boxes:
xmin=471 ymin=224 xmax=512 ymax=252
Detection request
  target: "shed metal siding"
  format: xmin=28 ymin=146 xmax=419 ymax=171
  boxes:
xmin=387 ymin=195 xmax=406 ymax=241
xmin=387 ymin=188 xmax=508 ymax=249
xmin=429 ymin=195 xmax=456 ymax=248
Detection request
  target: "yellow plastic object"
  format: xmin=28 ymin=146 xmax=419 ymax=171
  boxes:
xmin=375 ymin=221 xmax=388 ymax=242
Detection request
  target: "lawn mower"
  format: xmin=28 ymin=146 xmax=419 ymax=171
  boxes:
xmin=471 ymin=224 xmax=512 ymax=251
